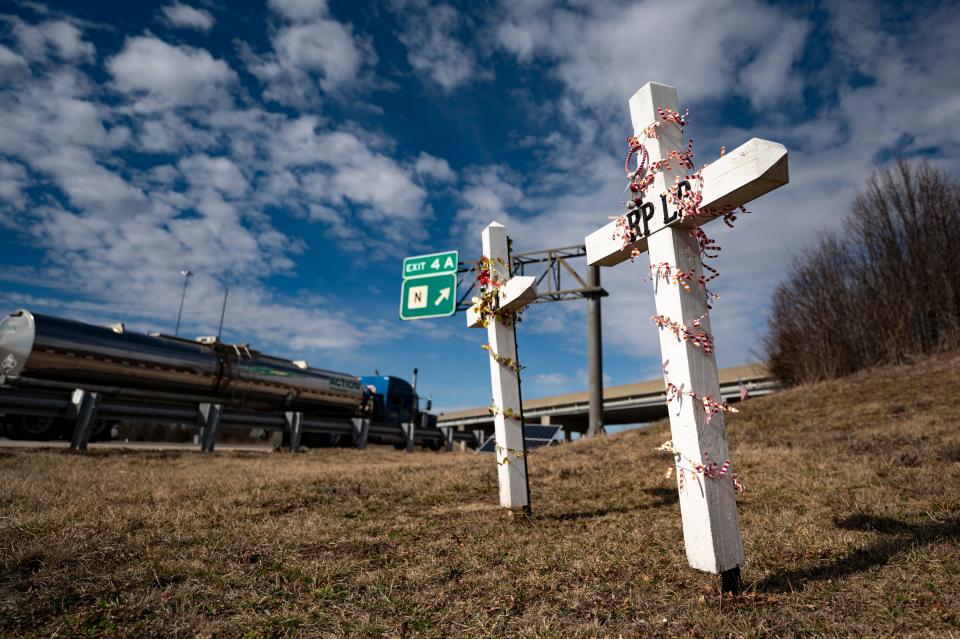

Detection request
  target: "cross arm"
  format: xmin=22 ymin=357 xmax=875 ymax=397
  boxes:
xmin=586 ymin=138 xmax=788 ymax=267
xmin=499 ymin=275 xmax=538 ymax=314
xmin=466 ymin=276 xmax=538 ymax=328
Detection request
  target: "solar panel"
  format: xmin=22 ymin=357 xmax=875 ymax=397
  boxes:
xmin=523 ymin=425 xmax=562 ymax=441
xmin=477 ymin=435 xmax=497 ymax=453
xmin=475 ymin=425 xmax=562 ymax=453
xmin=524 ymin=438 xmax=555 ymax=450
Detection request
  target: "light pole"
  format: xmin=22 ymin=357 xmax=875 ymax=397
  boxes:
xmin=216 ymin=287 xmax=230 ymax=340
xmin=174 ymin=269 xmax=192 ymax=337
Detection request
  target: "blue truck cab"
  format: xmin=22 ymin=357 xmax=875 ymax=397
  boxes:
xmin=360 ymin=375 xmax=416 ymax=425
xmin=359 ymin=375 xmax=443 ymax=450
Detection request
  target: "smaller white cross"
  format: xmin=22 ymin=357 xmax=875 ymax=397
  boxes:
xmin=467 ymin=221 xmax=537 ymax=511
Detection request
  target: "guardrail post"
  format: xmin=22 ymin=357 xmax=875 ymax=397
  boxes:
xmin=69 ymin=389 xmax=100 ymax=451
xmin=352 ymin=417 xmax=369 ymax=449
xmin=420 ymin=412 xmax=433 ymax=450
xmin=401 ymin=421 xmax=415 ymax=452
xmin=285 ymin=411 xmax=303 ymax=452
xmin=198 ymin=403 xmax=222 ymax=453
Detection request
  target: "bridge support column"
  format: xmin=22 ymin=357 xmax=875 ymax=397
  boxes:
xmin=198 ymin=403 xmax=222 ymax=453
xmin=442 ymin=427 xmax=455 ymax=452
xmin=69 ymin=389 xmax=100 ymax=451
xmin=587 ymin=264 xmax=605 ymax=437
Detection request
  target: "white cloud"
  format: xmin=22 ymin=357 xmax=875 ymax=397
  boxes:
xmin=107 ymin=36 xmax=237 ymax=110
xmin=161 ymin=2 xmax=215 ymax=31
xmin=246 ymin=1 xmax=377 ymax=106
xmin=0 ymin=160 xmax=28 ymax=210
xmin=32 ymin=146 xmax=147 ymax=217
xmin=494 ymin=0 xmax=809 ymax=111
xmin=11 ymin=18 xmax=95 ymax=62
xmin=414 ymin=152 xmax=456 ymax=182
xmin=272 ymin=20 xmax=367 ymax=88
xmin=268 ymin=0 xmax=329 ymax=22
xmin=135 ymin=112 xmax=209 ymax=153
xmin=0 ymin=43 xmax=29 ymax=81
xmin=454 ymin=165 xmax=525 ymax=241
xmin=392 ymin=1 xmax=489 ymax=91
xmin=740 ymin=19 xmax=808 ymax=107
xmin=531 ymin=372 xmax=572 ymax=387
xmin=267 ymin=119 xmax=433 ymax=248
xmin=178 ymin=154 xmax=249 ymax=197
xmin=0 ymin=61 xmax=134 ymax=219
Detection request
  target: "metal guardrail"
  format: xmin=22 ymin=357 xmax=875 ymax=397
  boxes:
xmin=0 ymin=384 xmax=472 ymax=452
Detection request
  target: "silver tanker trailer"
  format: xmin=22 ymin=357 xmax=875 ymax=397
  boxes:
xmin=0 ymin=309 xmax=456 ymax=451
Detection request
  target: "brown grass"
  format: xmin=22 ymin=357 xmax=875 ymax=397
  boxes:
xmin=2 ymin=352 xmax=960 ymax=637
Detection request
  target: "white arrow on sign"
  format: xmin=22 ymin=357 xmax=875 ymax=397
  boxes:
xmin=434 ymin=288 xmax=451 ymax=306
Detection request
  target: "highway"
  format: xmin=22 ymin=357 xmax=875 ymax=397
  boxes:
xmin=438 ymin=363 xmax=778 ymax=435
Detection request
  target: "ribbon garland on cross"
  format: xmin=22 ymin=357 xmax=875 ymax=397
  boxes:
xmin=617 ymin=101 xmax=746 ymax=487
xmin=585 ymin=81 xmax=789 ymax=589
xmin=467 ymin=222 xmax=538 ymax=512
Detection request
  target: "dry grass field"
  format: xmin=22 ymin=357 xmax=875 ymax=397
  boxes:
xmin=2 ymin=353 xmax=959 ymax=638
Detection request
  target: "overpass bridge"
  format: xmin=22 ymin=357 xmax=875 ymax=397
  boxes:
xmin=438 ymin=363 xmax=778 ymax=438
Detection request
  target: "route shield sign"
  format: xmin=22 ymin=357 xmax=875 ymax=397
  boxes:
xmin=400 ymin=273 xmax=457 ymax=320
xmin=403 ymin=250 xmax=458 ymax=278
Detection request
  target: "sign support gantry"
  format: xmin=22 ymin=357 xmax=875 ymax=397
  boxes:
xmin=456 ymin=245 xmax=608 ymax=437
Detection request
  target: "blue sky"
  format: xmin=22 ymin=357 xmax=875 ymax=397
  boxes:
xmin=1 ymin=0 xmax=958 ymax=414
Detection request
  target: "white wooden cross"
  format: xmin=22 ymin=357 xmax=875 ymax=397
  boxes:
xmin=467 ymin=221 xmax=538 ymax=512
xmin=585 ymin=82 xmax=788 ymax=586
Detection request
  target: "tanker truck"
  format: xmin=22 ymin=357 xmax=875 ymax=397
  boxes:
xmin=0 ymin=309 xmax=453 ymax=451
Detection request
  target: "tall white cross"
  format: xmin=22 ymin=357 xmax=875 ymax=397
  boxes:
xmin=467 ymin=222 xmax=538 ymax=512
xmin=585 ymin=82 xmax=788 ymax=586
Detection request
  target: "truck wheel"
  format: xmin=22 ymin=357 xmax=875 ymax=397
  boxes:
xmin=88 ymin=420 xmax=116 ymax=442
xmin=5 ymin=415 xmax=64 ymax=440
xmin=301 ymin=432 xmax=335 ymax=448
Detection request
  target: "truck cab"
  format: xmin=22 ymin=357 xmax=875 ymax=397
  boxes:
xmin=360 ymin=375 xmax=416 ymax=426
xmin=359 ymin=375 xmax=444 ymax=450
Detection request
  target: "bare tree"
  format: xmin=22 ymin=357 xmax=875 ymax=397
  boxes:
xmin=765 ymin=160 xmax=960 ymax=385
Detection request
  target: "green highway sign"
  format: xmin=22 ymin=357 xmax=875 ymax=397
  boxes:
xmin=400 ymin=272 xmax=457 ymax=320
xmin=400 ymin=249 xmax=458 ymax=321
xmin=403 ymin=250 xmax=458 ymax=279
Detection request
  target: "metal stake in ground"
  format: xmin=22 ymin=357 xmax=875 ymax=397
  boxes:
xmin=467 ymin=221 xmax=537 ymax=513
xmin=585 ymin=82 xmax=789 ymax=592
